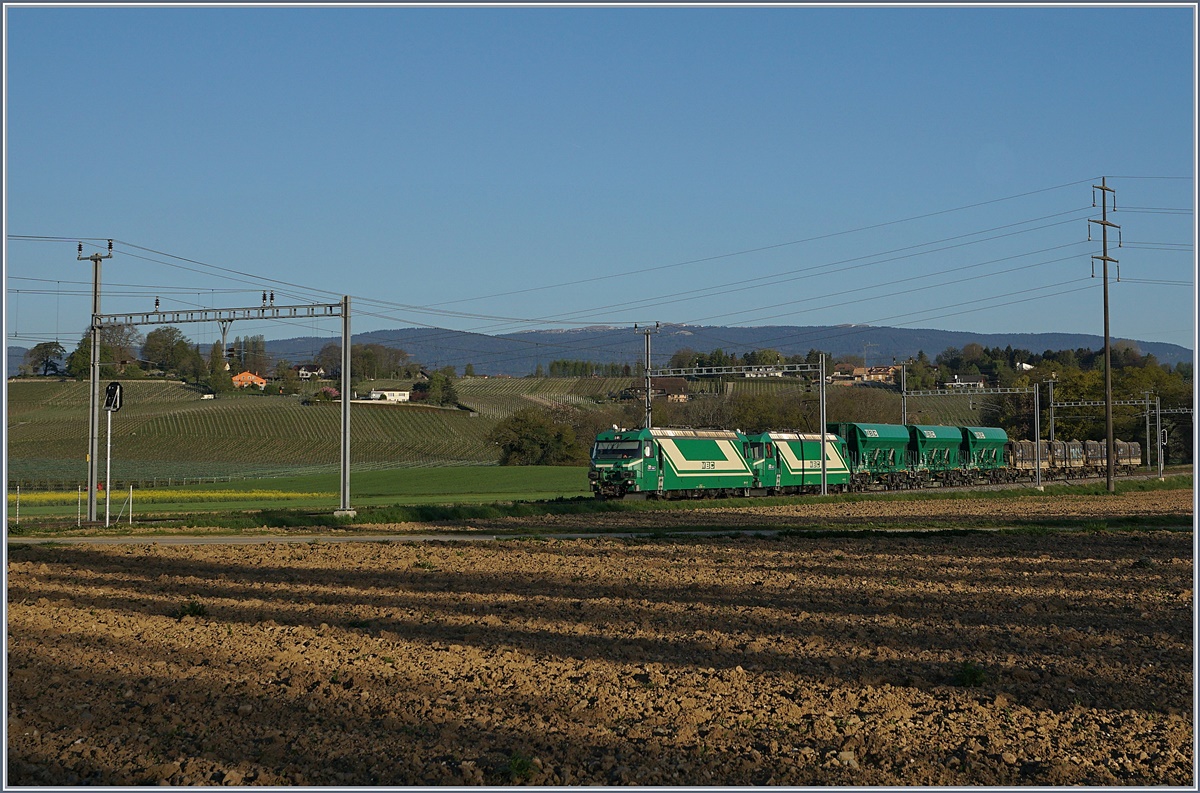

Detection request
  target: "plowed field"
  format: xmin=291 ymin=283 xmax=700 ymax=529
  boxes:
xmin=6 ymin=489 xmax=1194 ymax=786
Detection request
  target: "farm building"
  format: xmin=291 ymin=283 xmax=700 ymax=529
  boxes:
xmin=368 ymin=389 xmax=410 ymax=402
xmin=620 ymin=377 xmax=690 ymax=403
xmin=231 ymin=371 xmax=267 ymax=390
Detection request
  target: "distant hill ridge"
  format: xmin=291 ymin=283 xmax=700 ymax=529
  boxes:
xmin=9 ymin=325 xmax=1192 ymax=379
xmin=263 ymin=324 xmax=1191 ymax=377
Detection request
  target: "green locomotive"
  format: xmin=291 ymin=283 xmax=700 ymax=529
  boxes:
xmin=743 ymin=431 xmax=851 ymax=494
xmin=589 ymin=427 xmax=755 ymax=500
xmin=589 ymin=426 xmax=850 ymax=499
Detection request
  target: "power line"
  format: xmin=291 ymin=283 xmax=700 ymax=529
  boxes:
xmin=6 ymin=177 xmax=1182 ymax=370
xmin=691 ymin=280 xmax=1102 ymax=356
xmin=407 ymin=209 xmax=1094 ymax=336
xmin=430 ymin=203 xmax=1098 ymax=315
xmin=7 ymin=275 xmax=256 ymax=292
xmin=682 ymin=247 xmax=1089 ymax=328
xmin=0 ymin=184 xmax=1117 ymax=338
xmin=420 ymin=178 xmax=1100 ymax=309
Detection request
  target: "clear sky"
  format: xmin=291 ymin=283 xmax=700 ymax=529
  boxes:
xmin=4 ymin=4 xmax=1196 ymax=366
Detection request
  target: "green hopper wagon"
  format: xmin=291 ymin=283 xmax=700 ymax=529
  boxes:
xmin=907 ymin=424 xmax=965 ymax=483
xmin=960 ymin=426 xmax=1009 ymax=481
xmin=828 ymin=422 xmax=912 ymax=489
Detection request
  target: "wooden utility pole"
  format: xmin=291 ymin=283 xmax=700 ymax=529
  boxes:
xmin=1089 ymin=178 xmax=1119 ymax=493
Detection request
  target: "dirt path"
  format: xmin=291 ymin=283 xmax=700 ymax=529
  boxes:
xmin=7 ymin=497 xmax=1194 ymax=786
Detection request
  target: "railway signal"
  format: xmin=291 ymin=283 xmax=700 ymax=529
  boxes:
xmin=103 ymin=382 xmax=123 ymax=412
xmin=102 ymin=381 xmax=123 ymax=527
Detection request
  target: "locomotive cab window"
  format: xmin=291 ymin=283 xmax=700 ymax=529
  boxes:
xmin=593 ymin=441 xmax=642 ymax=459
xmin=746 ymin=443 xmax=772 ymax=461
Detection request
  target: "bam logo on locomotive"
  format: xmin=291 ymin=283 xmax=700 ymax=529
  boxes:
xmin=658 ymin=439 xmax=749 ymax=475
xmin=777 ymin=441 xmax=850 ymax=473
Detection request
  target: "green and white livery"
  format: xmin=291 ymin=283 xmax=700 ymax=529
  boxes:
xmin=589 ymin=427 xmax=755 ymax=499
xmin=744 ymin=431 xmax=850 ymax=494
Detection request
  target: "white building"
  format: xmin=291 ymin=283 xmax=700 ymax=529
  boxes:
xmin=293 ymin=365 xmax=326 ymax=380
xmin=368 ymin=389 xmax=410 ymax=402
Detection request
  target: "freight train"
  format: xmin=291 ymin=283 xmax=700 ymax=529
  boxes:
xmin=588 ymin=423 xmax=1142 ymax=500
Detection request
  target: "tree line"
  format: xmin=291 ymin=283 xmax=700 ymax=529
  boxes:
xmin=486 ymin=342 xmax=1193 ymax=466
xmin=19 ymin=327 xmax=425 ymax=397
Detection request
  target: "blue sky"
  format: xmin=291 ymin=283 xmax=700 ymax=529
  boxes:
xmin=4 ymin=5 xmax=1196 ymax=365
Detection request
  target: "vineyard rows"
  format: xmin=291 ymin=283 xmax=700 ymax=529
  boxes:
xmin=6 ymin=381 xmax=502 ymax=486
xmin=904 ymin=395 xmax=985 ymax=426
xmin=456 ymin=376 xmax=634 ymax=419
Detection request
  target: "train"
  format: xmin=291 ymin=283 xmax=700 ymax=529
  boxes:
xmin=588 ymin=423 xmax=1142 ymax=500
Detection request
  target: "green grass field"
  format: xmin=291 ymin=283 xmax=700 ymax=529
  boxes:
xmin=7 ymin=466 xmax=591 ymax=518
xmin=8 ymin=473 xmax=1191 ymax=536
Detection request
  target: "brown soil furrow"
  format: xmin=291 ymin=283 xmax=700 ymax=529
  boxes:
xmin=6 ymin=522 xmax=1193 ymax=786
